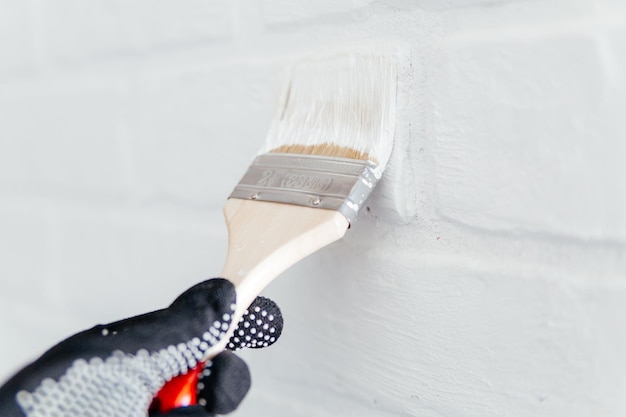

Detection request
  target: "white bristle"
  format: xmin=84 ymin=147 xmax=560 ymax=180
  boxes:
xmin=263 ymin=53 xmax=396 ymax=171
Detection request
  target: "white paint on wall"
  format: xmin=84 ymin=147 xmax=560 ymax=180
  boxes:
xmin=1 ymin=1 xmax=625 ymax=416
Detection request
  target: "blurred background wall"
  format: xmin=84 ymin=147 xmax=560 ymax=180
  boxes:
xmin=1 ymin=1 xmax=625 ymax=416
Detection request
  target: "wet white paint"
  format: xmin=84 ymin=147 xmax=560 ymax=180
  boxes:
xmin=1 ymin=1 xmax=625 ymax=416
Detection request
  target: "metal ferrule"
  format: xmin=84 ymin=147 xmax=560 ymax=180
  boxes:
xmin=229 ymin=153 xmax=382 ymax=225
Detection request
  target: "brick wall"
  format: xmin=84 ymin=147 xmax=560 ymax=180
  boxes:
xmin=1 ymin=1 xmax=625 ymax=416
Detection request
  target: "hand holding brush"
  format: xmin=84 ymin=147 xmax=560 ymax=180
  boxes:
xmin=0 ymin=279 xmax=283 ymax=417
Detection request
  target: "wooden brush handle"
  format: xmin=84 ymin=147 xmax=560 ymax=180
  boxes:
xmin=205 ymin=198 xmax=348 ymax=357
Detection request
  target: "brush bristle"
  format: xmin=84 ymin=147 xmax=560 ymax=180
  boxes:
xmin=263 ymin=53 xmax=396 ymax=170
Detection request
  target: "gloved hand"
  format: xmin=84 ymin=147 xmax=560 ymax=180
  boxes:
xmin=0 ymin=278 xmax=283 ymax=417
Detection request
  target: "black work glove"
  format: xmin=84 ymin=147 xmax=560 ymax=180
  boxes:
xmin=0 ymin=279 xmax=283 ymax=417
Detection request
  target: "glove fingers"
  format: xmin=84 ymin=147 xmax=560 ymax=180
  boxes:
xmin=152 ymin=295 xmax=283 ymax=415
xmin=196 ymin=351 xmax=251 ymax=415
xmin=227 ymin=296 xmax=283 ymax=351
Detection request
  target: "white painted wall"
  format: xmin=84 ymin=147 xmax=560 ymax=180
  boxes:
xmin=1 ymin=1 xmax=625 ymax=416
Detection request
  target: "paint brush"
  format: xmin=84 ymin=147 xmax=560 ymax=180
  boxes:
xmin=209 ymin=53 xmax=397 ymax=356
